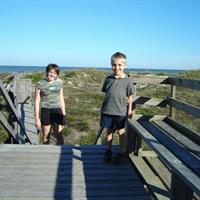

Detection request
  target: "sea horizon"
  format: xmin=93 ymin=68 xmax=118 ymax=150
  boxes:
xmin=0 ymin=65 xmax=196 ymax=74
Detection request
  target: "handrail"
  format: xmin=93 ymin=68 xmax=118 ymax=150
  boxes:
xmin=0 ymin=80 xmax=32 ymax=144
xmin=166 ymin=97 xmax=200 ymax=118
xmin=164 ymin=77 xmax=200 ymax=91
xmin=0 ymin=112 xmax=18 ymax=143
xmin=132 ymin=75 xmax=200 ymax=91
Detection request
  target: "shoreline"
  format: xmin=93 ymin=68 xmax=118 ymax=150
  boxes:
xmin=0 ymin=66 xmax=191 ymax=74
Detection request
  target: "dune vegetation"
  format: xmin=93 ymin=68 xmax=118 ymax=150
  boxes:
xmin=0 ymin=69 xmax=199 ymax=144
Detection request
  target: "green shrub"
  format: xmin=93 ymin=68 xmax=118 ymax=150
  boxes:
xmin=76 ymin=132 xmax=96 ymax=144
xmin=62 ymin=127 xmax=72 ymax=137
xmin=25 ymin=73 xmax=44 ymax=84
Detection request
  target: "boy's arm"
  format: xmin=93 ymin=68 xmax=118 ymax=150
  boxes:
xmin=101 ymin=77 xmax=108 ymax=93
xmin=127 ymin=95 xmax=133 ymax=118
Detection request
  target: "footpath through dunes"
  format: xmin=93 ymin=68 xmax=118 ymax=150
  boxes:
xmin=0 ymin=144 xmax=151 ymax=200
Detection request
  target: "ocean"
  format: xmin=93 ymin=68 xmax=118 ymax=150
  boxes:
xmin=0 ymin=65 xmax=187 ymax=74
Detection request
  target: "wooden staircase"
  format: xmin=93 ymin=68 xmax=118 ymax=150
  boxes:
xmin=0 ymin=144 xmax=151 ymax=200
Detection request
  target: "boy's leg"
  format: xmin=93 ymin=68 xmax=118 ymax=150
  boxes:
xmin=106 ymin=128 xmax=114 ymax=151
xmin=112 ymin=128 xmax=126 ymax=164
xmin=112 ymin=115 xmax=127 ymax=164
xmin=104 ymin=128 xmax=114 ymax=163
xmin=118 ymin=128 xmax=126 ymax=154
xmin=100 ymin=114 xmax=115 ymax=162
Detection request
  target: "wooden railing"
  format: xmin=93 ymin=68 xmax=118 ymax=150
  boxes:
xmin=0 ymin=78 xmax=32 ymax=144
xmin=127 ymin=75 xmax=200 ymax=200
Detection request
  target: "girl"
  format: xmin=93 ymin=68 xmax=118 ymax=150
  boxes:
xmin=35 ymin=64 xmax=66 ymax=144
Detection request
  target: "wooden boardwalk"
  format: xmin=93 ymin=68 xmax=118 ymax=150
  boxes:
xmin=0 ymin=144 xmax=151 ymax=200
xmin=17 ymin=102 xmax=38 ymax=144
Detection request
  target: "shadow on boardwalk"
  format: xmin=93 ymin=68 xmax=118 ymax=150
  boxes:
xmin=54 ymin=145 xmax=151 ymax=200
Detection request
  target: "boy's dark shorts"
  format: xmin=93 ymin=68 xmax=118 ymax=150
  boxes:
xmin=41 ymin=107 xmax=67 ymax=126
xmin=100 ymin=114 xmax=126 ymax=130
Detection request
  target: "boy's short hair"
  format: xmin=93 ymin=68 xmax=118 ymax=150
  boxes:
xmin=111 ymin=52 xmax=127 ymax=64
xmin=46 ymin=64 xmax=60 ymax=76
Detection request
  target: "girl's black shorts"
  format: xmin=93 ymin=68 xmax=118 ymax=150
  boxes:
xmin=41 ymin=107 xmax=67 ymax=126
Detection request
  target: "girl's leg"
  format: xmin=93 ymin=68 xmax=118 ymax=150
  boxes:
xmin=42 ymin=125 xmax=51 ymax=144
xmin=52 ymin=123 xmax=64 ymax=145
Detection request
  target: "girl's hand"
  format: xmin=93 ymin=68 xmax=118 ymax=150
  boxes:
xmin=35 ymin=118 xmax=41 ymax=129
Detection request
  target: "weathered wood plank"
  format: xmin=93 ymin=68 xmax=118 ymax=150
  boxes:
xmin=171 ymin=172 xmax=193 ymax=200
xmin=153 ymin=120 xmax=200 ymax=158
xmin=128 ymin=118 xmax=200 ymax=196
xmin=145 ymin=157 xmax=171 ymax=189
xmin=166 ymin=97 xmax=200 ymax=118
xmin=0 ymin=144 xmax=117 ymax=149
xmin=169 ymin=85 xmax=176 ymax=118
xmin=12 ymin=78 xmax=32 ymax=103
xmin=138 ymin=150 xmax=157 ymax=157
xmin=0 ymin=189 xmax=148 ymax=198
xmin=164 ymin=77 xmax=200 ymax=91
xmin=0 ymin=80 xmax=31 ymax=144
xmin=133 ymin=96 xmax=166 ymax=107
xmin=0 ymin=147 xmax=118 ymax=154
xmin=164 ymin=117 xmax=200 ymax=145
xmin=0 ymin=112 xmax=18 ymax=143
xmin=0 ymin=196 xmax=151 ymax=200
xmin=0 ymin=144 xmax=151 ymax=200
xmin=0 ymin=163 xmax=132 ymax=171
xmin=129 ymin=153 xmax=170 ymax=200
xmin=0 ymin=174 xmax=138 ymax=182
xmin=132 ymin=75 xmax=169 ymax=85
xmin=140 ymin=119 xmax=200 ymax=176
xmin=0 ymin=182 xmax=143 ymax=191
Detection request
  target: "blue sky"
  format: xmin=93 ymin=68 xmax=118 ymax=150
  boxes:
xmin=0 ymin=0 xmax=200 ymax=69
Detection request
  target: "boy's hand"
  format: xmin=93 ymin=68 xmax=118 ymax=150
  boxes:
xmin=128 ymin=110 xmax=133 ymax=119
xmin=127 ymin=97 xmax=132 ymax=104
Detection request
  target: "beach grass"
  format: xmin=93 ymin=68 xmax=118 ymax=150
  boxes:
xmin=0 ymin=68 xmax=199 ymax=144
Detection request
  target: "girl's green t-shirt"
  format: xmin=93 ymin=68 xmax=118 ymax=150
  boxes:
xmin=36 ymin=78 xmax=63 ymax=108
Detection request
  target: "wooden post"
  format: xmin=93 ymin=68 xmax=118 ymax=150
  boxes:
xmin=134 ymin=136 xmax=142 ymax=155
xmin=169 ymin=85 xmax=176 ymax=118
xmin=170 ymin=172 xmax=193 ymax=200
xmin=125 ymin=122 xmax=143 ymax=155
xmin=126 ymin=123 xmax=137 ymax=154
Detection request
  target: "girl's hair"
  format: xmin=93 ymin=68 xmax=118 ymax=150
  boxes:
xmin=111 ymin=52 xmax=126 ymax=63
xmin=46 ymin=64 xmax=60 ymax=76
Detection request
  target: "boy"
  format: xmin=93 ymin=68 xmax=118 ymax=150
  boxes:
xmin=100 ymin=52 xmax=134 ymax=164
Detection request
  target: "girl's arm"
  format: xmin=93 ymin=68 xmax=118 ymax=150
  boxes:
xmin=35 ymin=87 xmax=41 ymax=128
xmin=60 ymin=88 xmax=66 ymax=115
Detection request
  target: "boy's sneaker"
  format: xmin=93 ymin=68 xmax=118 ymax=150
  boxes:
xmin=104 ymin=150 xmax=112 ymax=163
xmin=112 ymin=153 xmax=126 ymax=165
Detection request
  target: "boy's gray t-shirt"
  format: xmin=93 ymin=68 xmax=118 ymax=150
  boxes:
xmin=36 ymin=78 xmax=63 ymax=109
xmin=101 ymin=74 xmax=134 ymax=116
